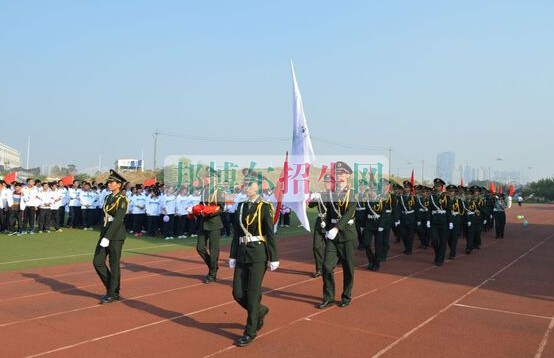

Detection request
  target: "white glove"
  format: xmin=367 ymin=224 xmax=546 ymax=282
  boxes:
xmin=269 ymin=261 xmax=280 ymax=271
xmin=449 ymin=222 xmax=453 ymax=230
xmin=417 ymin=221 xmax=421 ymax=226
xmin=326 ymin=227 xmax=339 ymax=240
xmin=378 ymin=227 xmax=384 ymax=232
xmin=394 ymin=221 xmax=400 ymax=227
xmin=186 ymin=206 xmax=193 ymax=214
xmin=483 ymin=220 xmax=487 ymax=225
xmin=467 ymin=221 xmax=472 ymax=227
xmin=99 ymin=238 xmax=110 ymax=247
xmin=311 ymin=192 xmax=321 ymax=201
xmin=426 ymin=221 xmax=431 ymax=228
xmin=229 ymin=258 xmax=236 ymax=269
xmin=490 ymin=215 xmax=493 ymax=219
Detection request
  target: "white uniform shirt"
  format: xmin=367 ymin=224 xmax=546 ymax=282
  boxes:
xmin=131 ymin=194 xmax=147 ymax=214
xmin=160 ymin=194 xmax=176 ymax=215
xmin=68 ymin=188 xmax=82 ymax=207
xmin=146 ymin=195 xmax=161 ymax=216
xmin=80 ymin=190 xmax=94 ymax=209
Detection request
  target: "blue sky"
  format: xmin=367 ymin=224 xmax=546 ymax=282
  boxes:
xmin=1 ymin=0 xmax=553 ymax=181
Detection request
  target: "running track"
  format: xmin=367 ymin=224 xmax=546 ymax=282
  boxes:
xmin=0 ymin=204 xmax=552 ymax=358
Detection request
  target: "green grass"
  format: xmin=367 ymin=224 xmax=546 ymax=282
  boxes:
xmin=0 ymin=211 xmax=315 ymax=273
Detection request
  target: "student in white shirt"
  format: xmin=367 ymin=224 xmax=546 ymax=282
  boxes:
xmin=68 ymin=180 xmax=82 ymax=228
xmin=146 ymin=188 xmax=161 ymax=236
xmin=22 ymin=178 xmax=40 ymax=234
xmin=175 ymin=186 xmax=189 ymax=238
xmin=0 ymin=180 xmax=10 ymax=232
xmin=80 ymin=182 xmax=95 ymax=230
xmin=160 ymin=187 xmax=176 ymax=240
xmin=49 ymin=182 xmax=63 ymax=231
xmin=131 ymin=185 xmax=147 ymax=237
xmin=37 ymin=182 xmax=52 ymax=233
xmin=56 ymin=180 xmax=68 ymax=229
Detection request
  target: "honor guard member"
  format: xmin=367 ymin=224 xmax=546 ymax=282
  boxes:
xmin=354 ymin=180 xmax=367 ymax=250
xmin=485 ymin=189 xmax=495 ymax=231
xmin=318 ymin=161 xmax=357 ymax=309
xmin=378 ymin=179 xmax=395 ymax=261
xmin=391 ymin=183 xmax=403 ymax=243
xmin=464 ymin=186 xmax=482 ymax=253
xmin=398 ymin=180 xmax=417 ymax=255
xmin=415 ymin=185 xmax=431 ymax=249
xmin=93 ymin=170 xmax=129 ymax=304
xmin=493 ymin=193 xmax=507 ymax=238
xmin=363 ymin=185 xmax=385 ymax=271
xmin=446 ymin=184 xmax=464 ymax=259
xmin=307 ymin=174 xmax=332 ymax=278
xmin=230 ymin=176 xmax=279 ymax=347
xmin=429 ymin=178 xmax=451 ymax=266
xmin=198 ymin=167 xmax=226 ymax=283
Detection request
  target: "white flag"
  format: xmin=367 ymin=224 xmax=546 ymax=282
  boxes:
xmin=283 ymin=60 xmax=316 ymax=231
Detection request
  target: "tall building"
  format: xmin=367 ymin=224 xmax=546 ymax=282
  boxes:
xmin=436 ymin=151 xmax=455 ymax=184
xmin=0 ymin=143 xmax=20 ymax=169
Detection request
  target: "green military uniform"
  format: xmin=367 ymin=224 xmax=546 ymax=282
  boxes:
xmin=319 ymin=161 xmax=357 ymax=308
xmin=93 ymin=170 xmax=129 ymax=303
xmin=231 ymin=194 xmax=278 ymax=345
xmin=493 ymin=193 xmax=507 ymax=238
xmin=463 ymin=187 xmax=482 ymax=254
xmin=362 ymin=189 xmax=386 ymax=271
xmin=429 ymin=178 xmax=451 ymax=266
xmin=308 ymin=188 xmax=329 ymax=277
xmin=197 ymin=184 xmax=225 ymax=283
xmin=446 ymin=185 xmax=464 ymax=259
xmin=415 ymin=185 xmax=431 ymax=249
xmin=398 ymin=181 xmax=417 ymax=255
xmin=379 ymin=191 xmax=394 ymax=260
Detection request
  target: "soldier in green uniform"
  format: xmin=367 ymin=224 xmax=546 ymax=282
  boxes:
xmin=493 ymin=193 xmax=507 ymax=238
xmin=398 ymin=180 xmax=417 ymax=255
xmin=318 ymin=161 xmax=357 ymax=309
xmin=415 ymin=185 xmax=431 ymax=249
xmin=391 ymin=183 xmax=403 ymax=244
xmin=379 ymin=180 xmax=395 ymax=261
xmin=363 ymin=185 xmax=385 ymax=271
xmin=197 ymin=168 xmax=226 ymax=283
xmin=230 ymin=177 xmax=279 ymax=347
xmin=308 ymin=174 xmax=332 ymax=278
xmin=354 ymin=180 xmax=367 ymax=250
xmin=446 ymin=184 xmax=464 ymax=259
xmin=463 ymin=186 xmax=481 ymax=254
xmin=93 ymin=170 xmax=129 ymax=304
xmin=429 ymin=178 xmax=451 ymax=266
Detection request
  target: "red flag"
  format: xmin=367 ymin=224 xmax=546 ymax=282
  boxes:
xmin=410 ymin=169 xmax=415 ymax=194
xmin=509 ymin=184 xmax=515 ymax=197
xmin=489 ymin=181 xmax=496 ymax=193
xmin=61 ymin=175 xmax=74 ymax=187
xmin=4 ymin=172 xmax=17 ymax=184
xmin=143 ymin=178 xmax=156 ymax=187
xmin=273 ymin=151 xmax=289 ymax=225
xmin=461 ymin=177 xmax=464 ymax=187
xmin=499 ymin=185 xmax=503 ymax=194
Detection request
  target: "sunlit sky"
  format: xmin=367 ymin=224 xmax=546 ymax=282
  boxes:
xmin=1 ymin=1 xmax=553 ymax=181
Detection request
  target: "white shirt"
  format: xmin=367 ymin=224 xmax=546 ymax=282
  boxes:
xmin=23 ymin=186 xmax=41 ymax=207
xmin=50 ymin=190 xmax=62 ymax=210
xmin=146 ymin=196 xmax=161 ymax=216
xmin=160 ymin=194 xmax=176 ymax=215
xmin=80 ymin=190 xmax=95 ymax=209
xmin=131 ymin=194 xmax=147 ymax=214
xmin=68 ymin=187 xmax=82 ymax=207
xmin=38 ymin=190 xmax=52 ymax=209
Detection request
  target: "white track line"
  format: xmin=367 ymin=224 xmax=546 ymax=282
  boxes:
xmin=535 ymin=317 xmax=554 ymax=358
xmin=0 ymin=244 xmax=178 ymax=265
xmin=370 ymin=235 xmax=551 ymax=358
xmin=453 ymin=303 xmax=552 ymax=320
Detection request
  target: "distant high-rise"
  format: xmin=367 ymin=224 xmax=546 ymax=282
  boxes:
xmin=436 ymin=151 xmax=455 ymax=184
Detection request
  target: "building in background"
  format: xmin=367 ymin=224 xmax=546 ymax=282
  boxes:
xmin=436 ymin=151 xmax=455 ymax=184
xmin=0 ymin=143 xmax=20 ymax=170
xmin=115 ymin=159 xmax=144 ymax=172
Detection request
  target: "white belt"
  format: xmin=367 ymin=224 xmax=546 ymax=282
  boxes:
xmin=331 ymin=219 xmax=355 ymax=225
xmin=107 ymin=215 xmax=114 ymax=222
xmin=419 ymin=209 xmax=428 ymax=212
xmin=451 ymin=212 xmax=459 ymax=216
xmin=239 ymin=236 xmax=265 ymax=244
xmin=403 ymin=210 xmax=414 ymax=214
xmin=385 ymin=210 xmax=392 ymax=213
xmin=432 ymin=210 xmax=446 ymax=215
xmin=493 ymin=209 xmax=504 ymax=212
xmin=356 ymin=207 xmax=365 ymax=211
xmin=466 ymin=212 xmax=475 ymax=215
xmin=367 ymin=214 xmax=380 ymax=219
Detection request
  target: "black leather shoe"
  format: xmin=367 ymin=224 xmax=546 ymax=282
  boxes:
xmin=317 ymin=300 xmax=334 ymax=309
xmin=465 ymin=249 xmax=471 ymax=255
xmin=235 ymin=334 xmax=256 ymax=347
xmin=312 ymin=271 xmax=322 ymax=278
xmin=257 ymin=307 xmax=269 ymax=331
xmin=435 ymin=262 xmax=443 ymax=267
xmin=204 ymin=276 xmax=216 ymax=284
xmin=100 ymin=295 xmax=118 ymax=304
xmin=369 ymin=265 xmax=380 ymax=272
xmin=339 ymin=300 xmax=350 ymax=308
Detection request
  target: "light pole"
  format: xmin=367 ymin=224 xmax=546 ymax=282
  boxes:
xmin=153 ymin=130 xmax=159 ymax=170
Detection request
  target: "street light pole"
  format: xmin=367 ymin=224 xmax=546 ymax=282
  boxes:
xmin=153 ymin=130 xmax=159 ymax=170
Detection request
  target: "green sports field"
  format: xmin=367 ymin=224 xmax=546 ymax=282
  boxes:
xmin=0 ymin=212 xmax=315 ymax=273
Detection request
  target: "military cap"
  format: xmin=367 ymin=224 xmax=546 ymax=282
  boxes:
xmin=433 ymin=178 xmax=446 ymax=186
xmin=457 ymin=185 xmax=467 ymax=192
xmin=446 ymin=184 xmax=457 ymax=191
xmin=107 ymin=169 xmax=127 ymax=184
xmin=392 ymin=183 xmax=403 ymax=190
xmin=499 ymin=193 xmax=505 ymax=198
xmin=469 ymin=185 xmax=481 ymax=192
xmin=403 ymin=180 xmax=413 ymax=188
xmin=334 ymin=161 xmax=353 ymax=174
xmin=425 ymin=186 xmax=433 ymax=191
xmin=323 ymin=173 xmax=332 ymax=182
xmin=414 ymin=184 xmax=424 ymax=191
